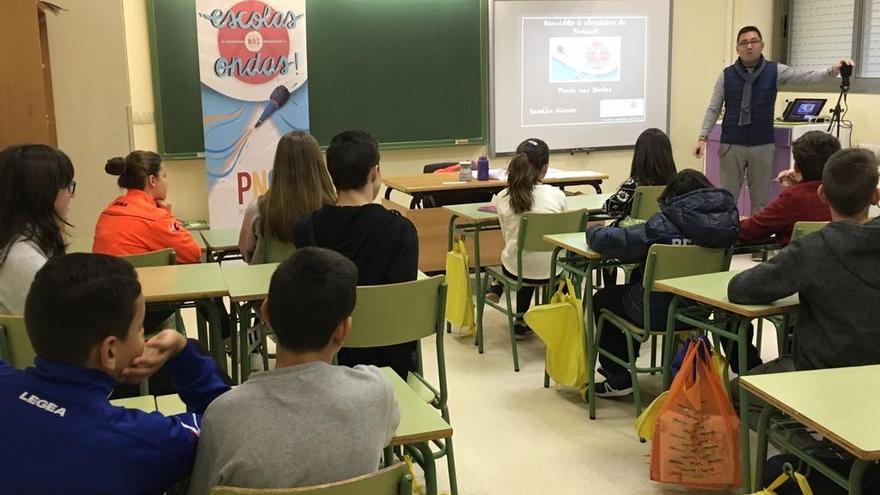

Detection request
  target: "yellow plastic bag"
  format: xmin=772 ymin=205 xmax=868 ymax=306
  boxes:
xmin=524 ymin=279 xmax=587 ymax=388
xmin=444 ymin=239 xmax=475 ymax=335
xmin=749 ymin=471 xmax=814 ymax=495
xmin=634 ymin=391 xmax=668 ymax=441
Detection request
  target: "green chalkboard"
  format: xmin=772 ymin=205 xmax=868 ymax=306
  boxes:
xmin=147 ymin=0 xmax=486 ymax=159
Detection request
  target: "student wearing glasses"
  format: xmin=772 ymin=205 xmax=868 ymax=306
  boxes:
xmin=691 ymin=25 xmax=853 ymax=213
xmin=0 ymin=144 xmax=76 ymax=315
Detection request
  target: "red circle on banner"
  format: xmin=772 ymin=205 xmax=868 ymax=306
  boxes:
xmin=217 ymin=0 xmax=290 ymax=84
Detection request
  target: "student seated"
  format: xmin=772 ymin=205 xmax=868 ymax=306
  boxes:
xmin=0 ymin=144 xmax=75 ymax=315
xmin=187 ymin=247 xmax=400 ymax=492
xmin=729 ymin=148 xmax=880 ymax=372
xmin=601 ymin=128 xmax=678 ymax=218
xmin=293 ymin=130 xmax=419 ymax=378
xmin=738 ymin=130 xmax=840 ymax=247
xmin=93 ymin=150 xmax=201 ymax=264
xmin=485 ymin=138 xmax=566 ymax=338
xmin=0 ymin=253 xmax=229 ymax=494
xmin=586 ymin=170 xmax=740 ymax=396
xmin=238 ymin=131 xmax=336 ymax=263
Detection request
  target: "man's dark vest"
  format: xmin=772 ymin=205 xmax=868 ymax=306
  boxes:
xmin=721 ymin=60 xmax=778 ymax=146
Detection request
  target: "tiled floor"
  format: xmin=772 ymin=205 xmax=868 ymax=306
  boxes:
xmin=191 ymin=254 xmax=770 ymax=495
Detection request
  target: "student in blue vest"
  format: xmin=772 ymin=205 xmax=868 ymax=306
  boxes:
xmin=0 ymin=253 xmax=230 ymax=494
xmin=691 ymin=25 xmax=853 ymax=213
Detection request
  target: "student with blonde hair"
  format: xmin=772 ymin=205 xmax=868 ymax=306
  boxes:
xmin=239 ymin=131 xmax=336 ymax=263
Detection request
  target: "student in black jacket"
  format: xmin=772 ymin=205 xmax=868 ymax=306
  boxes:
xmin=586 ymin=170 xmax=740 ymax=397
xmin=293 ymin=130 xmax=419 ymax=378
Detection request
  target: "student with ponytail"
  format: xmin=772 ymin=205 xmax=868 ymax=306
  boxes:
xmin=486 ymin=138 xmax=566 ymax=338
xmin=93 ymin=151 xmax=201 ymax=264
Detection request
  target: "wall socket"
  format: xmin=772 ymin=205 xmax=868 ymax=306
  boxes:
xmin=131 ymin=111 xmax=154 ymax=125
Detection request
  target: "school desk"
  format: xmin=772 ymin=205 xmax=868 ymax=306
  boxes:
xmin=741 ymin=365 xmax=880 ymax=495
xmin=445 ymin=194 xmax=610 ymax=354
xmin=109 ymin=395 xmax=158 ymax=413
xmin=384 ymin=170 xmax=608 ymax=209
xmin=221 ymin=262 xmax=279 ymax=383
xmin=543 ymin=232 xmax=619 ymax=420
xmin=199 ymin=228 xmax=241 ymax=262
xmin=654 ymin=270 xmax=799 ymax=493
xmin=136 ymin=264 xmax=229 ymax=373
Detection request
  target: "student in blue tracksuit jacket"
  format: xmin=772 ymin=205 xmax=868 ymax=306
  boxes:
xmin=0 ymin=253 xmax=230 ymax=494
xmin=586 ymin=170 xmax=739 ymax=397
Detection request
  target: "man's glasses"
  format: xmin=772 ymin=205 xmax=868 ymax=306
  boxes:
xmin=67 ymin=180 xmax=76 ymax=195
xmin=737 ymin=38 xmax=762 ymax=47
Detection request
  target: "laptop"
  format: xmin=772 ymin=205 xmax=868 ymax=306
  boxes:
xmin=781 ymin=98 xmax=827 ymax=122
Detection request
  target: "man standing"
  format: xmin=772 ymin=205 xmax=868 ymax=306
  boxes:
xmin=692 ymin=25 xmax=853 ymax=213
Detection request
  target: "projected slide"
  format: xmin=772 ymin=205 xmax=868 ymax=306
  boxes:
xmin=522 ymin=16 xmax=647 ymax=127
xmin=492 ymin=1 xmax=669 ymax=153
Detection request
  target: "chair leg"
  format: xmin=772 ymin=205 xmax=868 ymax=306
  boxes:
xmin=503 ymin=289 xmax=520 ymax=372
xmin=626 ymin=335 xmax=642 ymax=417
xmin=587 ymin=317 xmax=605 ymax=415
xmin=444 ymin=436 xmax=459 ymax=495
xmin=649 ymin=334 xmax=658 ymax=374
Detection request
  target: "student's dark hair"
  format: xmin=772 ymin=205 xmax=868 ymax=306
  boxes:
xmin=267 ymin=247 xmax=358 ymax=352
xmin=25 ymin=253 xmax=142 ymax=366
xmin=0 ymin=144 xmax=74 ymax=263
xmin=325 ymin=130 xmax=380 ymax=191
xmin=658 ymin=169 xmax=714 ymax=206
xmin=822 ymin=149 xmax=879 ymax=216
xmin=792 ymin=131 xmax=841 ymax=181
xmin=105 ymin=150 xmax=162 ymax=190
xmin=516 ymin=138 xmax=550 ymax=168
xmin=506 ymin=139 xmax=550 ymax=214
xmin=737 ymin=25 xmax=762 ymax=41
xmin=630 ymin=128 xmax=677 ymax=186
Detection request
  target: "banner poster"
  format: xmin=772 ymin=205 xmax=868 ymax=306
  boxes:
xmin=195 ymin=0 xmax=308 ymax=228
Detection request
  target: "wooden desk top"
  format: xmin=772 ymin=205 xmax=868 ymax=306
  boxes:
xmin=221 ymin=263 xmax=279 ymax=302
xmin=136 ymin=264 xmax=228 ymax=303
xmin=443 ymin=193 xmax=611 ymax=223
xmin=741 ymin=365 xmax=880 ymax=460
xmin=382 ymin=368 xmax=452 ymax=446
xmin=384 ymin=170 xmax=607 ymax=194
xmin=199 ymin=228 xmax=239 ymax=252
xmin=654 ymin=270 xmax=799 ymax=318
xmin=542 ymin=232 xmax=603 ymax=260
xmin=109 ymin=395 xmax=157 ymax=413
xmin=155 ymin=394 xmax=187 ymax=416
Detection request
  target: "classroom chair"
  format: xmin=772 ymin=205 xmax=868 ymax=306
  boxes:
xmin=480 ymin=209 xmax=587 ymax=372
xmin=263 ymin=236 xmax=296 ymax=263
xmin=209 ymin=463 xmax=413 ymax=495
xmin=344 ymin=276 xmax=458 ymax=495
xmin=591 ymin=244 xmax=731 ymax=417
xmin=629 ymin=185 xmax=665 ymax=220
xmin=0 ymin=315 xmax=36 ymax=369
xmin=419 ymin=162 xmax=493 ymax=208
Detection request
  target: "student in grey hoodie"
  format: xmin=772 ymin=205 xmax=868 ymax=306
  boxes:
xmin=728 ymin=148 xmax=880 ymax=372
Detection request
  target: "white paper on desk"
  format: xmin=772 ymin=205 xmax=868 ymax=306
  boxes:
xmin=544 ymin=168 xmax=595 ymax=179
xmin=488 ymin=168 xmax=507 ymax=180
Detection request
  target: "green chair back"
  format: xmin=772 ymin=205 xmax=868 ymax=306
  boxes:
xmin=263 ymin=236 xmax=296 ymax=263
xmin=641 ymin=245 xmax=730 ymax=329
xmin=630 ymin=185 xmax=666 ymax=220
xmin=519 ymin=209 xmax=587 ymax=252
xmin=209 ymin=463 xmax=412 ymax=495
xmin=345 ymin=276 xmax=446 ymax=348
xmin=791 ymin=221 xmax=828 ymax=241
xmin=0 ymin=315 xmax=36 ymax=369
xmin=121 ymin=248 xmax=176 ymax=267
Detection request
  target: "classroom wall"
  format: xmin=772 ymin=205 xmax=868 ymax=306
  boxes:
xmin=47 ymin=0 xmax=877 ymax=228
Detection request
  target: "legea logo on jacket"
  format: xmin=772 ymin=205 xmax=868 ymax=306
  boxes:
xmin=18 ymin=391 xmax=66 ymax=417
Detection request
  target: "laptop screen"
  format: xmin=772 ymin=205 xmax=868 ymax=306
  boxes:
xmin=784 ymin=98 xmax=827 ymax=121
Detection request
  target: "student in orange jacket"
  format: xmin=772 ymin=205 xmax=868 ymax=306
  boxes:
xmin=93 ymin=151 xmax=201 ymax=263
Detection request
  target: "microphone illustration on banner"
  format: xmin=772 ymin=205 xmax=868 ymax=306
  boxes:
xmin=255 ymin=85 xmax=291 ymax=128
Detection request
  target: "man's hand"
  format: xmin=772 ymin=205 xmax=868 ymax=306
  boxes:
xmin=831 ymin=59 xmax=856 ymax=76
xmin=776 ymin=169 xmax=801 ymax=188
xmin=692 ymin=139 xmax=707 ymax=159
xmin=120 ymin=330 xmax=187 ymax=384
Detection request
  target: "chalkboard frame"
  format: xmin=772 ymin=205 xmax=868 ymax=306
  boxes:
xmin=146 ymin=0 xmax=488 ymax=160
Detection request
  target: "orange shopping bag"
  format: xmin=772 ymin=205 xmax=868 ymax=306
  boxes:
xmin=650 ymin=339 xmax=742 ymax=490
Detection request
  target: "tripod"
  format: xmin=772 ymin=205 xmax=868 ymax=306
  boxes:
xmin=827 ymin=64 xmax=852 ymax=139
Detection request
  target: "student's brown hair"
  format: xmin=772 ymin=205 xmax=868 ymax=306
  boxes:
xmin=792 ymin=131 xmax=841 ymax=181
xmin=822 ymin=149 xmax=879 ymax=216
xmin=105 ymin=150 xmax=162 ymax=190
xmin=259 ymin=131 xmax=336 ymax=243
xmin=506 ymin=138 xmax=549 ymax=214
